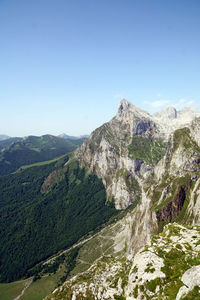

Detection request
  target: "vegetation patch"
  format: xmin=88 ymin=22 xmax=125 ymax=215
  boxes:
xmin=114 ymin=295 xmax=126 ymax=300
xmin=146 ymin=277 xmax=161 ymax=292
xmin=173 ymin=127 xmax=200 ymax=153
xmin=128 ymin=136 xmax=166 ymax=165
xmin=133 ymin=284 xmax=139 ymax=298
xmin=145 ymin=262 xmax=156 ymax=273
xmin=181 ymin=286 xmax=200 ymax=300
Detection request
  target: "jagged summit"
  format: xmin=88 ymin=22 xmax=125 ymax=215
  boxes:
xmin=153 ymin=105 xmax=200 ymax=136
xmin=153 ymin=106 xmax=177 ymax=120
xmin=118 ymin=100 xmax=200 ymax=128
xmin=153 ymin=105 xmax=200 ymax=122
xmin=117 ymin=99 xmax=151 ymax=120
xmin=177 ymin=106 xmax=200 ymax=122
xmin=118 ymin=99 xmax=150 ymax=117
xmin=118 ymin=98 xmax=132 ymax=113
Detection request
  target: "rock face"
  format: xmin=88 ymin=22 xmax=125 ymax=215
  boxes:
xmin=75 ymin=99 xmax=166 ymax=209
xmin=156 ymin=181 xmax=192 ymax=223
xmin=75 ymin=100 xmax=200 ymax=211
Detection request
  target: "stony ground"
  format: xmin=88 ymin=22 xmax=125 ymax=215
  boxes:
xmin=46 ymin=223 xmax=200 ymax=300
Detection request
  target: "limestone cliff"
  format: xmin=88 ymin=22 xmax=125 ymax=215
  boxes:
xmin=75 ymin=99 xmax=167 ymax=209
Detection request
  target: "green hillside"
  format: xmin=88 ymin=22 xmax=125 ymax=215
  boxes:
xmin=0 ymin=135 xmax=86 ymax=175
xmin=0 ymin=137 xmax=22 ymax=149
xmin=0 ymin=155 xmax=117 ymax=283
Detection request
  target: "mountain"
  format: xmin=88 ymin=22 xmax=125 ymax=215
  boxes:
xmin=0 ymin=134 xmax=86 ymax=175
xmin=46 ymin=100 xmax=200 ymax=300
xmin=0 ymin=134 xmax=10 ymax=141
xmin=1 ymin=99 xmax=200 ymax=300
xmin=0 ymin=136 xmax=22 ymax=149
xmin=153 ymin=106 xmax=178 ymax=120
xmin=58 ymin=133 xmax=89 ymax=140
xmin=153 ymin=106 xmax=200 ymax=137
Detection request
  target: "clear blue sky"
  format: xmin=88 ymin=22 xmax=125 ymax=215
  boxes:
xmin=0 ymin=0 xmax=200 ymax=137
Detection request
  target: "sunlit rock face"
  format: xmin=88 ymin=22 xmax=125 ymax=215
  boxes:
xmin=75 ymin=99 xmax=200 ymax=210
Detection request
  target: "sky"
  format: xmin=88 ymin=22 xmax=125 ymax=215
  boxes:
xmin=0 ymin=0 xmax=200 ymax=137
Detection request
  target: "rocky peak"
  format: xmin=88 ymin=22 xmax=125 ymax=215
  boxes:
xmin=177 ymin=106 xmax=200 ymax=122
xmin=117 ymin=98 xmax=151 ymax=121
xmin=152 ymin=106 xmax=200 ymax=139
xmin=118 ymin=98 xmax=131 ymax=112
xmin=115 ymin=99 xmax=160 ymax=140
xmin=153 ymin=106 xmax=177 ymax=121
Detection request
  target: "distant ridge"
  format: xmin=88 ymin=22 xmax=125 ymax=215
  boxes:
xmin=58 ymin=133 xmax=89 ymax=140
xmin=0 ymin=134 xmax=86 ymax=175
xmin=0 ymin=134 xmax=10 ymax=141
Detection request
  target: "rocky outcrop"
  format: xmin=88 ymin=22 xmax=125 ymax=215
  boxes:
xmin=46 ymin=224 xmax=200 ymax=300
xmin=176 ymin=265 xmax=200 ymax=300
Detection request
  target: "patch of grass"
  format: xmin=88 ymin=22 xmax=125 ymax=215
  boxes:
xmin=181 ymin=285 xmax=200 ymax=299
xmin=113 ymin=295 xmax=126 ymax=300
xmin=24 ymin=247 xmax=81 ymax=299
xmin=77 ymin=237 xmax=103 ymax=264
xmin=132 ymin=265 xmax=138 ymax=273
xmin=146 ymin=277 xmax=161 ymax=292
xmin=173 ymin=127 xmax=200 ymax=153
xmin=21 ymin=275 xmax=61 ymax=300
xmin=176 ymin=244 xmax=182 ymax=250
xmin=19 ymin=154 xmax=68 ymax=170
xmin=168 ymin=224 xmax=181 ymax=237
xmin=145 ymin=262 xmax=155 ymax=273
xmin=195 ymin=240 xmax=200 ymax=246
xmin=128 ymin=136 xmax=166 ymax=165
xmin=133 ymin=284 xmax=139 ymax=298
xmin=0 ymin=279 xmax=27 ymax=300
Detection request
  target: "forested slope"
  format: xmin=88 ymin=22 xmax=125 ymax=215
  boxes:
xmin=0 ymin=155 xmax=117 ymax=282
xmin=0 ymin=135 xmax=86 ymax=175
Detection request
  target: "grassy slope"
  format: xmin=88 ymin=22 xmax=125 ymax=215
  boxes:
xmin=0 ymin=279 xmax=27 ymax=300
xmin=19 ymin=153 xmax=69 ymax=170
